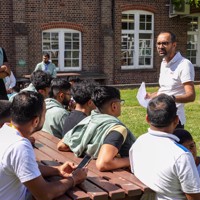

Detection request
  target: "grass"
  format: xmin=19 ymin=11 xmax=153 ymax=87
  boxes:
xmin=119 ymin=85 xmax=200 ymax=153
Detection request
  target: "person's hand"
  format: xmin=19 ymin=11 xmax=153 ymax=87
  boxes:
xmin=58 ymin=162 xmax=76 ymax=177
xmin=145 ymin=92 xmax=157 ymax=99
xmin=145 ymin=93 xmax=151 ymax=99
xmin=1 ymin=65 xmax=11 ymax=75
xmin=71 ymin=167 xmax=88 ymax=186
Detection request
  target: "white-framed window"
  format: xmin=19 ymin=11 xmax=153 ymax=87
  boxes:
xmin=42 ymin=28 xmax=82 ymax=71
xmin=187 ymin=17 xmax=200 ymax=66
xmin=121 ymin=10 xmax=154 ymax=69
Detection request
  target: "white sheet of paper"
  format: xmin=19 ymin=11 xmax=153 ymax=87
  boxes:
xmin=136 ymin=82 xmax=150 ymax=108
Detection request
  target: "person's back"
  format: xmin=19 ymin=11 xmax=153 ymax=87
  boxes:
xmin=129 ymin=94 xmax=200 ymax=200
xmin=58 ymin=86 xmax=136 ymax=171
xmin=42 ymin=78 xmax=71 ymax=138
xmin=62 ymin=80 xmax=98 ymax=134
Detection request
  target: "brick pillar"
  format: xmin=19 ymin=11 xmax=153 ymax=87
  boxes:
xmin=13 ymin=0 xmax=29 ymax=76
xmin=100 ymin=0 xmax=114 ymax=84
xmin=0 ymin=1 xmax=15 ymax=71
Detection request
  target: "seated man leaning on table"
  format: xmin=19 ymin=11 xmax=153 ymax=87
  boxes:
xmin=0 ymin=91 xmax=87 ymax=200
xmin=57 ymin=86 xmax=136 ymax=171
xmin=129 ymin=94 xmax=200 ymax=200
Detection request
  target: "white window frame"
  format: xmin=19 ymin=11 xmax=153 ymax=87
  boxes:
xmin=42 ymin=28 xmax=82 ymax=71
xmin=121 ymin=10 xmax=154 ymax=70
xmin=187 ymin=17 xmax=200 ymax=67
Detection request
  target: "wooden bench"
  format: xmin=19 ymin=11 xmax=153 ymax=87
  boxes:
xmin=32 ymin=131 xmax=156 ymax=200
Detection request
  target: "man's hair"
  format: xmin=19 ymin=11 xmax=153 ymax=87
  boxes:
xmin=158 ymin=31 xmax=177 ymax=43
xmin=43 ymin=52 xmax=50 ymax=58
xmin=11 ymin=91 xmax=44 ymax=125
xmin=49 ymin=78 xmax=71 ymax=98
xmin=71 ymin=80 xmax=99 ymax=105
xmin=0 ymin=100 xmax=11 ymax=120
xmin=91 ymin=86 xmax=120 ymax=109
xmin=67 ymin=76 xmax=81 ymax=83
xmin=147 ymin=94 xmax=177 ymax=127
xmin=30 ymin=70 xmax=52 ymax=91
xmin=173 ymin=129 xmax=193 ymax=144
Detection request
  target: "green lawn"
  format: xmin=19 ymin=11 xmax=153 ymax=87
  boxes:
xmin=119 ymin=85 xmax=200 ymax=153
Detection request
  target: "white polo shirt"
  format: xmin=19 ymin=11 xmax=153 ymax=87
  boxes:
xmin=129 ymin=128 xmax=200 ymax=200
xmin=0 ymin=124 xmax=41 ymax=200
xmin=158 ymin=52 xmax=194 ymax=125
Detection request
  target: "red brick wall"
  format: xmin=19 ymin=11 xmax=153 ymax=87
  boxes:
xmin=0 ymin=0 xmax=197 ymax=84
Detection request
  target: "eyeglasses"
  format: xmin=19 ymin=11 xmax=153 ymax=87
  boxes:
xmin=156 ymin=42 xmax=172 ymax=47
xmin=113 ymin=99 xmax=125 ymax=105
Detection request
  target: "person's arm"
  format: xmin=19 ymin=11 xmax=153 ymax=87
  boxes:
xmin=24 ymin=167 xmax=87 ymax=200
xmin=173 ymin=81 xmax=195 ymax=103
xmin=96 ymin=144 xmax=130 ymax=171
xmin=145 ymin=92 xmax=158 ymax=99
xmin=57 ymin=138 xmax=71 ymax=151
xmin=185 ymin=193 xmax=200 ymax=200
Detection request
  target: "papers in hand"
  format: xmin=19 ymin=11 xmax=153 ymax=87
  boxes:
xmin=136 ymin=82 xmax=150 ymax=108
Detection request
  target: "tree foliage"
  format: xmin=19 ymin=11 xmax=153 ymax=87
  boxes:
xmin=172 ymin=0 xmax=200 ymax=8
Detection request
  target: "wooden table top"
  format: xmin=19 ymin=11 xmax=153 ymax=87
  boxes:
xmin=32 ymin=131 xmax=155 ymax=200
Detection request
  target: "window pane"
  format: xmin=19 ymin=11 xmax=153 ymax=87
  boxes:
xmin=72 ymin=59 xmax=79 ymax=67
xmin=73 ymin=51 xmax=79 ymax=58
xmin=139 ymin=14 xmax=152 ymax=30
xmin=65 ymin=51 xmax=71 ymax=58
xmin=65 ymin=42 xmax=72 ymax=49
xmin=65 ymin=59 xmax=71 ymax=67
xmin=121 ymin=13 xmax=134 ymax=30
xmin=121 ymin=33 xmax=134 ymax=66
xmin=73 ymin=42 xmax=79 ymax=49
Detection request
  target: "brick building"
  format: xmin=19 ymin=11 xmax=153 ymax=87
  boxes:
xmin=0 ymin=0 xmax=200 ymax=85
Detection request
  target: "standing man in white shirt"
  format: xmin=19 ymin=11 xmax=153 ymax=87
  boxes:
xmin=146 ymin=31 xmax=195 ymax=128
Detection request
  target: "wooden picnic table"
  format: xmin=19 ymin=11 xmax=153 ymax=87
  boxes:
xmin=32 ymin=131 xmax=156 ymax=200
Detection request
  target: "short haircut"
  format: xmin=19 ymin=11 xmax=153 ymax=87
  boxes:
xmin=0 ymin=100 xmax=11 ymax=120
xmin=71 ymin=80 xmax=99 ymax=105
xmin=158 ymin=31 xmax=176 ymax=43
xmin=173 ymin=129 xmax=193 ymax=144
xmin=43 ymin=52 xmax=50 ymax=58
xmin=11 ymin=91 xmax=44 ymax=125
xmin=147 ymin=94 xmax=177 ymax=127
xmin=67 ymin=76 xmax=81 ymax=83
xmin=92 ymin=86 xmax=120 ymax=109
xmin=49 ymin=78 xmax=71 ymax=98
xmin=30 ymin=70 xmax=52 ymax=91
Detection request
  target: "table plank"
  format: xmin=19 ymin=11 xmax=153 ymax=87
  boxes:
xmin=32 ymin=131 xmax=155 ymax=200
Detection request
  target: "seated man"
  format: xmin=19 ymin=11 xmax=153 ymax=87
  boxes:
xmin=9 ymin=70 xmax=52 ymax=101
xmin=62 ymin=80 xmax=98 ymax=134
xmin=0 ymin=100 xmax=11 ymax=128
xmin=129 ymin=94 xmax=200 ymax=200
xmin=42 ymin=78 xmax=71 ymax=138
xmin=0 ymin=91 xmax=87 ymax=200
xmin=58 ymin=86 xmax=136 ymax=171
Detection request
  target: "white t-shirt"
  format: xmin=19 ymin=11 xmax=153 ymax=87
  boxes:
xmin=158 ymin=52 xmax=194 ymax=125
xmin=0 ymin=124 xmax=41 ymax=200
xmin=129 ymin=128 xmax=200 ymax=200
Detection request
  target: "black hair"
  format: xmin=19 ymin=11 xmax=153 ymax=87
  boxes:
xmin=91 ymin=86 xmax=120 ymax=109
xmin=158 ymin=31 xmax=177 ymax=43
xmin=147 ymin=94 xmax=177 ymax=127
xmin=173 ymin=129 xmax=193 ymax=144
xmin=67 ymin=76 xmax=81 ymax=83
xmin=71 ymin=80 xmax=99 ymax=105
xmin=0 ymin=100 xmax=11 ymax=120
xmin=49 ymin=78 xmax=71 ymax=98
xmin=43 ymin=52 xmax=50 ymax=58
xmin=11 ymin=91 xmax=44 ymax=125
xmin=30 ymin=70 xmax=52 ymax=91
